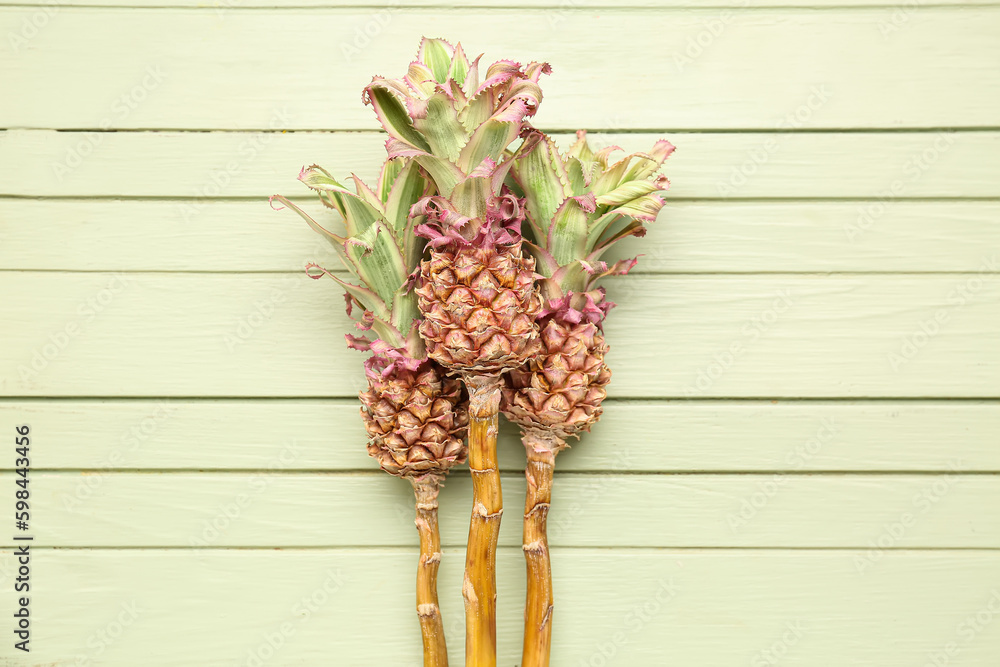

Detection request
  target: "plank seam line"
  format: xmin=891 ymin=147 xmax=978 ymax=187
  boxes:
xmin=3 ymin=469 xmax=998 ymax=475
xmin=5 ymin=196 xmax=1000 ymax=203
xmin=9 ymin=126 xmax=1000 ymax=134
xmin=4 ymin=545 xmax=999 ymax=552
xmin=4 ymin=3 xmax=1000 ymax=9
xmin=3 ymin=397 xmax=999 ymax=404
xmin=3 ymin=269 xmax=998 ymax=276
xmin=3 ymin=396 xmax=999 ymax=402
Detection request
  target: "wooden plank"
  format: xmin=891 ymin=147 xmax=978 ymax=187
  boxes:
xmin=1 ymin=548 xmax=998 ymax=666
xmin=2 ymin=8 xmax=1000 ymax=129
xmin=2 ymin=129 xmax=995 ymax=200
xmin=2 ymin=471 xmax=997 ymax=547
xmin=4 ymin=199 xmax=1000 ymax=272
xmin=2 ymin=273 xmax=999 ymax=398
xmin=2 ymin=399 xmax=999 ymax=472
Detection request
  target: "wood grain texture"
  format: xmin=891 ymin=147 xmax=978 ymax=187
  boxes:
xmin=2 ymin=0 xmax=997 ymax=662
xmin=2 ymin=8 xmax=1000 ymax=129
xmin=2 ymin=399 xmax=998 ymax=472
xmin=2 ymin=549 xmax=998 ymax=666
xmin=3 ymin=129 xmax=998 ymax=199
xmin=2 ymin=471 xmax=996 ymax=548
xmin=4 ymin=199 xmax=1000 ymax=273
xmin=3 ymin=273 xmax=998 ymax=398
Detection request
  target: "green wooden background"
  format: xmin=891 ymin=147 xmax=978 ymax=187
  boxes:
xmin=2 ymin=1 xmax=1000 ymax=665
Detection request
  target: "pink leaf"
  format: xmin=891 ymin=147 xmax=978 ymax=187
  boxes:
xmin=345 ymin=333 xmax=372 ymax=352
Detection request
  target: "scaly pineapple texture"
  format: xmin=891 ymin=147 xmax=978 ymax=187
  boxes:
xmin=503 ymin=291 xmax=612 ymax=439
xmin=360 ymin=349 xmax=468 ymax=478
xmin=415 ymin=193 xmax=541 ymax=375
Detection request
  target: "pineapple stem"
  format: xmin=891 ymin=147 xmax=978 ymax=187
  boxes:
xmin=520 ymin=429 xmax=563 ymax=667
xmin=463 ymin=374 xmax=503 ymax=667
xmin=413 ymin=474 xmax=449 ymax=667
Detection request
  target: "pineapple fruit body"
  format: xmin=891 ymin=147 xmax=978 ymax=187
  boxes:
xmin=502 ymin=289 xmax=612 ymax=440
xmin=361 ymin=352 xmax=469 ymax=478
xmin=415 ymin=192 xmax=542 ymax=378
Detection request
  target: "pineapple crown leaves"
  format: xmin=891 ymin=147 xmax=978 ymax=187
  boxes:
xmin=363 ymin=37 xmax=551 ymax=202
xmin=412 ymin=187 xmax=526 ymax=251
xmin=509 ymin=128 xmax=675 ymax=296
xmin=361 ymin=339 xmax=428 ymax=381
xmin=539 ymin=288 xmax=613 ymax=327
xmin=270 ymin=157 xmax=433 ymax=354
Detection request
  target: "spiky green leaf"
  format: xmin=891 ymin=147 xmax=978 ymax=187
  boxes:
xmin=621 ymin=140 xmax=676 ymax=183
xmin=565 ymin=156 xmax=589 ymax=196
xmin=383 ymin=160 xmax=428 ymax=235
xmin=590 ymin=219 xmax=647 ymax=255
xmin=413 ymin=154 xmax=462 ymax=197
xmin=586 ymin=211 xmax=624 ymax=253
xmin=458 ymin=88 xmax=494 ymax=134
xmin=511 ymin=133 xmax=570 ymax=239
xmin=367 ymin=85 xmax=432 ymax=152
xmin=405 ymin=62 xmax=437 ymax=97
xmin=595 ymin=180 xmax=664 ymax=207
xmin=590 ymin=155 xmax=637 ymax=197
xmin=345 ymin=222 xmax=409 ymax=307
xmin=299 ymin=167 xmax=382 ymax=237
xmin=422 ymin=38 xmax=453 ymax=83
xmin=567 ymin=131 xmax=595 ymax=162
xmin=549 ymin=260 xmax=591 ymax=294
xmin=605 ymin=192 xmax=666 ymax=223
xmin=449 ymin=43 xmax=470 ymax=87
xmin=377 ymin=158 xmax=404 ymax=202
xmin=548 ymin=195 xmax=592 ymax=266
xmin=450 ymin=173 xmax=491 ymax=219
xmin=390 ymin=289 xmax=420 ymax=341
xmin=412 ymin=92 xmax=465 ymax=162
xmin=350 ymin=173 xmax=385 ymax=214
xmin=458 ymin=118 xmax=519 ymax=174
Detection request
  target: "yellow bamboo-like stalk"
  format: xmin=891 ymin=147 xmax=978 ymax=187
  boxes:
xmin=520 ymin=429 xmax=565 ymax=667
xmin=463 ymin=374 xmax=503 ymax=667
xmin=412 ymin=475 xmax=448 ymax=667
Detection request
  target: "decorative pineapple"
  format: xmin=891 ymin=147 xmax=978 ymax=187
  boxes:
xmin=363 ymin=38 xmax=548 ymax=667
xmin=503 ymin=129 xmax=674 ymax=667
xmin=272 ymin=36 xmax=670 ymax=666
xmin=414 ymin=193 xmax=540 ymax=376
xmin=271 ymin=156 xmax=467 ymax=667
